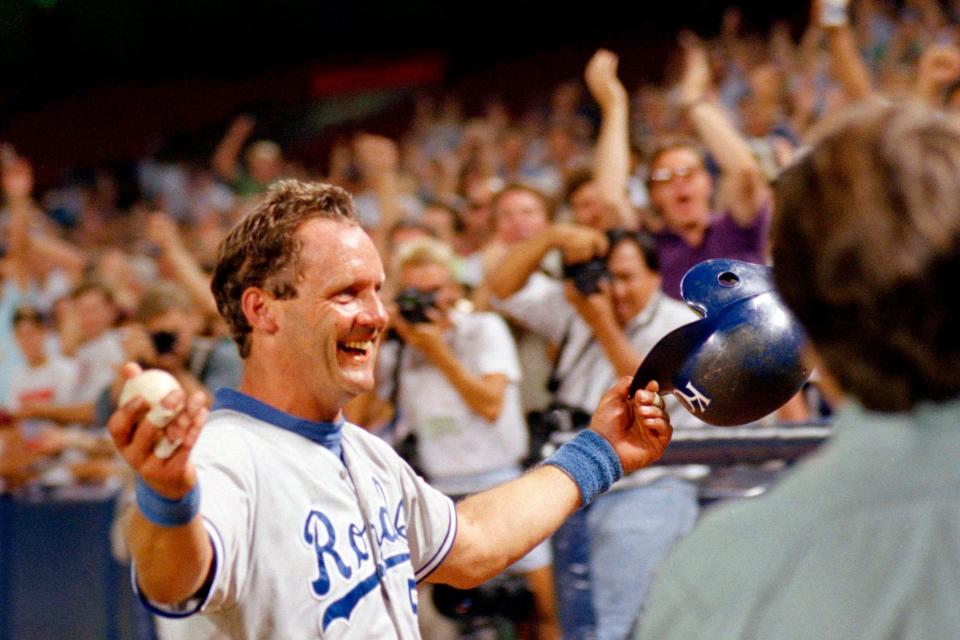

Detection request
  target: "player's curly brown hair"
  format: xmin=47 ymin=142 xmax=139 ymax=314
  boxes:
xmin=772 ymin=101 xmax=960 ymax=412
xmin=211 ymin=180 xmax=358 ymax=358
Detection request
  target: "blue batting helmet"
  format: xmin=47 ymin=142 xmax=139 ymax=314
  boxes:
xmin=630 ymin=259 xmax=810 ymax=426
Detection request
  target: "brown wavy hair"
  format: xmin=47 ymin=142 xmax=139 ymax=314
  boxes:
xmin=772 ymin=101 xmax=960 ymax=411
xmin=211 ymin=180 xmax=358 ymax=358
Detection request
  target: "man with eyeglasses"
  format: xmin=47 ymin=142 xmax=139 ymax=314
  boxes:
xmin=646 ymin=41 xmax=772 ymax=299
xmin=488 ymin=223 xmax=705 ymax=638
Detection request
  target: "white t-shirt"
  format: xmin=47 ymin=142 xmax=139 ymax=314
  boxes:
xmin=143 ymin=389 xmax=457 ymax=640
xmin=377 ymin=310 xmax=528 ymax=494
xmin=73 ymin=330 xmax=125 ymax=405
xmin=6 ymin=355 xmax=79 ymax=438
xmin=494 ymin=273 xmax=709 ymax=486
xmin=494 ymin=273 xmax=699 ymax=419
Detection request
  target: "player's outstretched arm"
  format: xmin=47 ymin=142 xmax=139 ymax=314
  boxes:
xmin=428 ymin=377 xmax=670 ymax=588
xmin=108 ymin=362 xmax=213 ymax=605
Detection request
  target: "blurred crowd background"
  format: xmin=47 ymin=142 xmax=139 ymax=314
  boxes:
xmin=2 ymin=0 xmax=959 ymax=637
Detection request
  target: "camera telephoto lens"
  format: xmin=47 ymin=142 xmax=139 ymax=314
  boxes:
xmin=563 ymin=258 xmax=608 ymax=295
xmin=395 ymin=288 xmax=437 ymax=324
xmin=150 ymin=331 xmax=178 ymax=355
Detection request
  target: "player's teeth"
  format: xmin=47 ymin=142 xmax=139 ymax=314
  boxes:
xmin=343 ymin=341 xmax=371 ymax=350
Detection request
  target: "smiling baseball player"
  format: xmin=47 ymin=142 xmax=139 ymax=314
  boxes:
xmin=107 ymin=180 xmax=672 ymax=639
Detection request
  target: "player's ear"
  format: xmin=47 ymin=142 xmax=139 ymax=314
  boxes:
xmin=241 ymin=287 xmax=279 ymax=335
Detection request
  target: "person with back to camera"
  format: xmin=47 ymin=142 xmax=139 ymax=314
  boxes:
xmin=105 ymin=179 xmax=672 ymax=639
xmin=636 ymin=101 xmax=960 ymax=639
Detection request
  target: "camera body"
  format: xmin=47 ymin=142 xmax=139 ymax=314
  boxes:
xmin=432 ymin=574 xmax=534 ymax=625
xmin=395 ymin=287 xmax=437 ymax=324
xmin=525 ymin=402 xmax=592 ymax=465
xmin=562 ymin=257 xmax=608 ymax=295
xmin=150 ymin=330 xmax=178 ymax=355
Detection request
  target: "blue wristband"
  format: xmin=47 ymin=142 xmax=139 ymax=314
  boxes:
xmin=135 ymin=477 xmax=200 ymax=527
xmin=544 ymin=430 xmax=623 ymax=506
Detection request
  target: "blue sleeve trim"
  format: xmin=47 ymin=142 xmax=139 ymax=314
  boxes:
xmin=132 ymin=525 xmax=220 ymax=619
xmin=415 ymin=497 xmax=458 ymax=583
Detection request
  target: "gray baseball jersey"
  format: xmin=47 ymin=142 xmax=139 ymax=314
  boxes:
xmin=136 ymin=388 xmax=457 ymax=639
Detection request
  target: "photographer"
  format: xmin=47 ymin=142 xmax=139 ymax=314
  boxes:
xmin=376 ymin=238 xmax=560 ymax=639
xmin=488 ymin=223 xmax=705 ymax=639
xmin=112 ymin=282 xmax=242 ymax=410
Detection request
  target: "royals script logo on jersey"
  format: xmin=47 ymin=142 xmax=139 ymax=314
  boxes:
xmin=302 ymin=476 xmax=417 ymax=631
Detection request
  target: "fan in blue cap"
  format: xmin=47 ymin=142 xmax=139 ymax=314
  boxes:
xmin=629 ymin=258 xmax=810 ymax=426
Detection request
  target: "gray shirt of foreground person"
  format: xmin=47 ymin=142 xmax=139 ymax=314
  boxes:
xmin=636 ymin=397 xmax=960 ymax=640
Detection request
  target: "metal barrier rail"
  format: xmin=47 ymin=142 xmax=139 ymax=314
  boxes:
xmin=549 ymin=422 xmax=833 ymax=466
xmin=659 ymin=423 xmax=833 ymax=466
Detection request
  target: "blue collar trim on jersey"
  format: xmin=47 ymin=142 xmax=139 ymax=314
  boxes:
xmin=212 ymin=388 xmax=344 ymax=457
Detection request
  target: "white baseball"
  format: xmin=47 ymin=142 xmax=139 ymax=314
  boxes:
xmin=118 ymin=368 xmax=184 ymax=459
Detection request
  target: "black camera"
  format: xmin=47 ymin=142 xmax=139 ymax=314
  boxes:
xmin=432 ymin=574 xmax=534 ymax=625
xmin=150 ymin=330 xmax=178 ymax=355
xmin=395 ymin=287 xmax=437 ymax=324
xmin=525 ymin=403 xmax=592 ymax=466
xmin=563 ymin=257 xmax=608 ymax=295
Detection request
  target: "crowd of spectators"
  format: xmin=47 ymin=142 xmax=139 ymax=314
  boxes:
xmin=2 ymin=0 xmax=959 ymax=637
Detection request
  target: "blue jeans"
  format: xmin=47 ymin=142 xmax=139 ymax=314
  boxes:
xmin=552 ymin=506 xmax=597 ymax=639
xmin=553 ymin=477 xmax=699 ymax=640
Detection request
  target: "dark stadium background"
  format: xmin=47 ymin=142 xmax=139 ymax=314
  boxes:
xmin=0 ymin=0 xmax=807 ymax=187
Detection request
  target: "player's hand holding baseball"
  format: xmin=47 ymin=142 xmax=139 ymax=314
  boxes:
xmin=108 ymin=362 xmax=209 ymax=500
xmin=589 ymin=376 xmax=672 ymax=473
